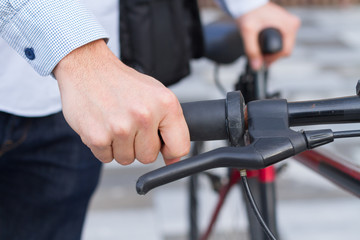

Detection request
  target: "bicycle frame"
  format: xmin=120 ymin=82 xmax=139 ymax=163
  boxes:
xmin=188 ymin=19 xmax=360 ymax=240
xmin=295 ymin=150 xmax=360 ymax=197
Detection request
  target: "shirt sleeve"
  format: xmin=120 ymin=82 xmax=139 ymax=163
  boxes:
xmin=217 ymin=0 xmax=269 ymax=18
xmin=0 ymin=0 xmax=109 ymax=76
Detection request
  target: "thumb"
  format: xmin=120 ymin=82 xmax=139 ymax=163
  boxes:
xmin=250 ymin=57 xmax=263 ymax=71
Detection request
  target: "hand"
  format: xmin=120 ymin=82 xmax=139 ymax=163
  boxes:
xmin=236 ymin=2 xmax=301 ymax=70
xmin=53 ymin=40 xmax=190 ymax=165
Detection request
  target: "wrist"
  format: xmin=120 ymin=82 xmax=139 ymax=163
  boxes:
xmin=53 ymin=39 xmax=110 ymax=80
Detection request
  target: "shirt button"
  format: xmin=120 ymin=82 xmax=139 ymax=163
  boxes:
xmin=24 ymin=48 xmax=35 ymax=60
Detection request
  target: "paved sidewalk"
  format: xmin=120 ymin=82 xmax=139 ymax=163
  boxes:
xmin=83 ymin=6 xmax=360 ymax=240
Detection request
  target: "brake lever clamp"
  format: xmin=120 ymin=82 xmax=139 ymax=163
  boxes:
xmin=246 ymin=98 xmax=308 ymax=166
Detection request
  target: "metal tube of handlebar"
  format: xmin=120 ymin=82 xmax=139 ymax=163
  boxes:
xmin=288 ymin=96 xmax=360 ymax=126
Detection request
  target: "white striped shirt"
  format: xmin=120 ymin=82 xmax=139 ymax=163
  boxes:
xmin=0 ymin=0 xmax=109 ymax=76
xmin=219 ymin=0 xmax=269 ymax=18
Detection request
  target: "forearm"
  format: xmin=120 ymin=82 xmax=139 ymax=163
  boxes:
xmin=0 ymin=0 xmax=108 ymax=76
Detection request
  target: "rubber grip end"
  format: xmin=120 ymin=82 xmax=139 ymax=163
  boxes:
xmin=136 ymin=177 xmax=148 ymax=195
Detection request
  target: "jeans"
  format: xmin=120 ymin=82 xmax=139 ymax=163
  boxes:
xmin=0 ymin=111 xmax=102 ymax=240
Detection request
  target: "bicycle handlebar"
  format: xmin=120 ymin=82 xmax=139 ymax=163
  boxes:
xmin=204 ymin=23 xmax=282 ymax=64
xmin=183 ymin=95 xmax=360 ymax=142
xmin=288 ymin=96 xmax=360 ymax=126
xmin=259 ymin=28 xmax=282 ymax=54
xmin=137 ymin=92 xmax=360 ymax=195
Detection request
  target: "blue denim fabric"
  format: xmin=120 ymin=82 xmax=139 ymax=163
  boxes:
xmin=0 ymin=111 xmax=102 ymax=240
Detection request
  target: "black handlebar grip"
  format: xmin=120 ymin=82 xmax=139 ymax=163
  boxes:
xmin=259 ymin=28 xmax=283 ymax=54
xmin=181 ymin=99 xmax=228 ymax=141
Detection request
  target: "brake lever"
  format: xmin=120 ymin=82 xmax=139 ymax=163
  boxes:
xmin=137 ymin=135 xmax=306 ymax=195
xmin=137 ymin=145 xmax=263 ymax=195
xmin=136 ymin=128 xmax=336 ymax=195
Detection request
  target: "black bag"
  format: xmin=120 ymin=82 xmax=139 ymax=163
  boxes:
xmin=119 ymin=0 xmax=204 ymax=86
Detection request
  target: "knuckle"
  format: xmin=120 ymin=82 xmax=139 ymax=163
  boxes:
xmin=109 ymin=121 xmax=131 ymax=137
xmin=160 ymin=91 xmax=181 ymax=113
xmin=160 ymin=90 xmax=177 ymax=107
xmin=134 ymin=106 xmax=152 ymax=127
xmin=239 ymin=20 xmax=256 ymax=33
xmin=86 ymin=133 xmax=111 ymax=149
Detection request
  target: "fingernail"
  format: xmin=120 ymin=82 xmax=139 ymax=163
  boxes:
xmin=251 ymin=59 xmax=262 ymax=70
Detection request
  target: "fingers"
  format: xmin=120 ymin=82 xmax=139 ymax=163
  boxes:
xmin=86 ymin=95 xmax=188 ymax=166
xmin=76 ymin=120 xmax=114 ymax=164
xmin=241 ymin=21 xmax=298 ymax=70
xmin=89 ymin=143 xmax=114 ymax=163
xmin=240 ymin=23 xmax=263 ymax=70
xmin=117 ymin=93 xmax=188 ymax=165
xmin=100 ymin=114 xmax=160 ymax=165
xmin=263 ymin=20 xmax=300 ymax=67
xmin=112 ymin=130 xmax=136 ymax=165
xmin=237 ymin=2 xmax=301 ymax=70
xmin=133 ymin=117 xmax=162 ymax=164
xmin=159 ymin=100 xmax=190 ymax=164
xmin=85 ymin=124 xmax=160 ymax=166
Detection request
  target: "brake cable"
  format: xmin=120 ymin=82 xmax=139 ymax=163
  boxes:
xmin=333 ymin=130 xmax=360 ymax=138
xmin=240 ymin=169 xmax=278 ymax=240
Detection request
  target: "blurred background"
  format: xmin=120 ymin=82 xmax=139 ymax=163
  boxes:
xmin=82 ymin=1 xmax=360 ymax=239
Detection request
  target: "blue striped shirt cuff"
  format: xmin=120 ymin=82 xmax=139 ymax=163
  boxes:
xmin=0 ymin=0 xmax=109 ymax=76
xmin=217 ymin=0 xmax=269 ymax=18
